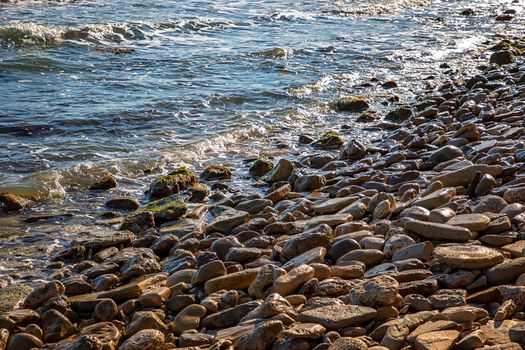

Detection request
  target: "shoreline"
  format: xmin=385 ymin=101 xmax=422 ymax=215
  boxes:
xmin=3 ymin=28 xmax=525 ymax=350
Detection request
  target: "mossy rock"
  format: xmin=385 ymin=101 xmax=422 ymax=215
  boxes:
xmin=249 ymin=158 xmax=275 ymax=177
xmin=491 ymin=40 xmax=513 ymax=51
xmin=262 ymin=47 xmax=287 ymax=58
xmin=313 ymin=131 xmax=344 ymax=149
xmin=121 ymin=196 xmax=187 ymax=232
xmin=149 ymin=166 xmax=197 ymax=199
xmin=490 ymin=38 xmax=525 ymax=55
xmin=336 ymin=97 xmax=369 ymax=112
xmin=200 ymin=165 xmax=232 ymax=181
xmin=356 ymin=112 xmax=377 ymax=123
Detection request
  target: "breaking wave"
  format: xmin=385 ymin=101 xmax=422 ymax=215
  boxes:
xmin=0 ymin=19 xmax=237 ymax=46
xmin=326 ymin=0 xmax=433 ymax=16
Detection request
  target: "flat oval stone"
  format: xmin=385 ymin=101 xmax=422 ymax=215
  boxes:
xmin=446 ymin=214 xmax=491 ymax=231
xmin=412 ymin=188 xmax=456 ymax=210
xmin=405 ymin=220 xmax=472 ymax=242
xmin=313 ymin=197 xmax=358 ymax=214
xmin=79 ymin=322 xmax=121 ymax=350
xmin=298 ymin=304 xmax=377 ymax=330
xmin=434 ymin=245 xmax=504 ymax=269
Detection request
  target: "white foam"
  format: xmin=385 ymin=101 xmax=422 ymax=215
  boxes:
xmin=334 ymin=0 xmax=433 ymax=16
xmin=0 ymin=19 xmax=236 ymax=46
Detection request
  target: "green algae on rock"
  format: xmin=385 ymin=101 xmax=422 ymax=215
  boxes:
xmin=149 ymin=167 xmax=197 ymax=199
xmin=260 ymin=47 xmax=287 ymax=58
xmin=356 ymin=112 xmax=378 ymax=122
xmin=336 ymin=96 xmax=369 ymax=112
xmin=200 ymin=165 xmax=233 ymax=181
xmin=121 ymin=196 xmax=187 ymax=232
xmin=313 ymin=131 xmax=344 ymax=150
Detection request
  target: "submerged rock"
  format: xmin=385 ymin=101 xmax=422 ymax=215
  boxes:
xmin=200 ymin=164 xmax=233 ymax=181
xmin=336 ymin=96 xmax=370 ymax=112
xmin=313 ymin=131 xmax=344 ymax=149
xmin=89 ymin=174 xmax=118 ymax=191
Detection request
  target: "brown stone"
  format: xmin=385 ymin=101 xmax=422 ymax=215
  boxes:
xmin=79 ymin=322 xmax=121 ymax=350
xmin=119 ymin=329 xmax=165 ymax=350
xmin=6 ymin=333 xmax=43 ymax=350
xmin=283 ymin=323 xmax=326 ymax=339
xmin=204 ymin=268 xmax=259 ymax=295
xmin=434 ymin=245 xmax=504 ymax=269
xmin=125 ymin=311 xmax=166 ymax=336
xmin=234 ymin=320 xmax=284 ymax=350
xmin=273 ymin=264 xmax=315 ymax=296
xmin=174 ymin=304 xmax=207 ymax=334
xmin=446 ymin=214 xmax=491 ymax=231
xmin=405 ymin=220 xmax=472 ymax=241
xmin=414 ymin=330 xmax=459 ymax=350
xmin=41 ymin=309 xmax=76 ymax=343
xmin=328 ymin=337 xmax=368 ymax=350
xmin=486 ymin=258 xmax=525 ymax=285
xmin=298 ymin=304 xmax=377 ymax=330
xmin=24 ymin=281 xmax=65 ymax=309
xmin=408 ymin=320 xmax=458 ymax=343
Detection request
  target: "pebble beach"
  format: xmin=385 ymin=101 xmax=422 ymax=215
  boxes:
xmin=3 ymin=2 xmax=525 ymax=350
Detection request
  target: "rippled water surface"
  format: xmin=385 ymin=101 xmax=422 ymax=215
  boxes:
xmin=0 ymin=0 xmax=524 ymax=278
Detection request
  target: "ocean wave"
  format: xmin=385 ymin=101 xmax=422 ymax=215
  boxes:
xmin=0 ymin=124 xmax=269 ymax=200
xmin=326 ymin=0 xmax=433 ymax=16
xmin=0 ymin=18 xmax=236 ymax=46
xmin=0 ymin=22 xmax=67 ymax=45
xmin=0 ymin=0 xmax=75 ymax=3
xmin=255 ymin=10 xmax=316 ymax=22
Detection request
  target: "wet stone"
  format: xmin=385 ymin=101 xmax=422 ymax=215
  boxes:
xmin=41 ymin=309 xmax=76 ymax=343
xmin=89 ymin=174 xmax=118 ymax=191
xmin=6 ymin=333 xmax=43 ymax=350
xmin=105 ymin=197 xmax=140 ymax=211
xmin=24 ymin=281 xmax=65 ymax=310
